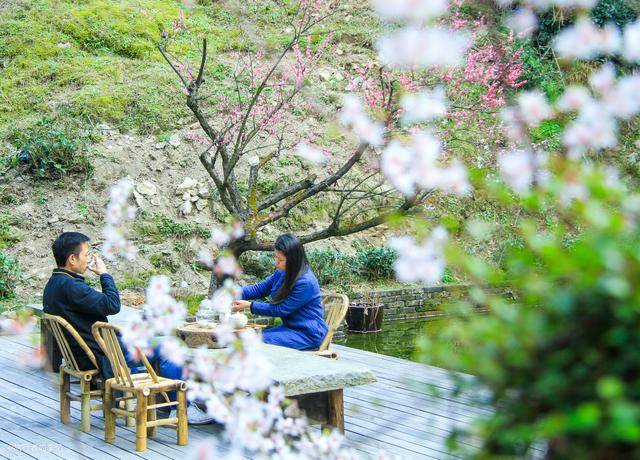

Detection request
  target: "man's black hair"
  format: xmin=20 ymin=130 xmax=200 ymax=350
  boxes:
xmin=52 ymin=232 xmax=90 ymax=267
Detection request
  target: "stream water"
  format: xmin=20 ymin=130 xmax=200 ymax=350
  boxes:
xmin=334 ymin=316 xmax=460 ymax=369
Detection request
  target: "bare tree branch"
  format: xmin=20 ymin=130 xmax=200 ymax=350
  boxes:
xmin=257 ymin=142 xmax=370 ymax=227
xmin=257 ymin=176 xmax=317 ymax=211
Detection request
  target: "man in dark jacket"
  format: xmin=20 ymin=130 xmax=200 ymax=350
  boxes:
xmin=43 ymin=231 xmax=213 ymax=424
xmin=43 ymin=232 xmax=120 ymax=371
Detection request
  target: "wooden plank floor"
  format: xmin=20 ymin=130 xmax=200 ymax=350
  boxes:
xmin=0 ymin=334 xmax=495 ymax=459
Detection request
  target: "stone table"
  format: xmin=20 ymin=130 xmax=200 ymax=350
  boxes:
xmin=206 ymin=343 xmax=377 ymax=432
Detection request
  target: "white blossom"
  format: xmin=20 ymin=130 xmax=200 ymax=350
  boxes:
xmin=588 ymin=63 xmax=616 ymax=95
xmin=296 ymin=141 xmax=327 ymax=164
xmin=554 ymin=18 xmax=621 ymax=60
xmin=556 ymin=85 xmax=593 ymax=112
xmin=506 ymin=7 xmax=538 ymax=37
xmin=373 ymin=0 xmax=449 ymax=23
xmin=439 ymin=159 xmax=472 ymax=196
xmin=498 ymin=149 xmax=549 ymax=194
xmin=623 ymin=19 xmax=640 ymax=62
xmin=390 ymin=227 xmax=448 ymax=285
xmin=381 ymin=141 xmax=417 ymax=195
xmin=602 ymin=75 xmax=640 ymax=120
xmin=210 ymin=226 xmax=231 ymax=247
xmin=377 ymin=26 xmax=471 ymax=69
xmin=517 ymin=90 xmax=554 ymax=126
xmin=563 ymin=102 xmax=618 ymax=158
xmin=340 ymin=95 xmax=384 ymax=147
xmin=102 ymin=178 xmax=136 ymax=261
xmin=400 ymin=87 xmax=448 ymax=123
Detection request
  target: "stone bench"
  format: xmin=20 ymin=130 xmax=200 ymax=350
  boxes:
xmin=205 ymin=343 xmax=376 ymax=432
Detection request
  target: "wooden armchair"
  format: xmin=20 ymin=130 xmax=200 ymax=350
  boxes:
xmin=308 ymin=293 xmax=349 ymax=359
xmin=42 ymin=313 xmax=103 ymax=433
xmin=91 ymin=321 xmax=188 ymax=452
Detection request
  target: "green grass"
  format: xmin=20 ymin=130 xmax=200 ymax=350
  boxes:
xmin=0 ymin=0 xmax=251 ymax=141
xmin=134 ymin=212 xmax=210 ymax=242
xmin=117 ymin=269 xmax=158 ymax=291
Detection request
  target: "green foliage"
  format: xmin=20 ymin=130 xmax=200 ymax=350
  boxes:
xmin=517 ymin=40 xmax=564 ymax=101
xmin=149 ymin=253 xmax=180 ymax=272
xmin=534 ymin=0 xmax=637 ymax=49
xmin=0 ymin=252 xmax=20 ymax=300
xmin=0 ymin=214 xmax=20 ymax=250
xmin=178 ymin=293 xmax=206 ymax=316
xmin=530 ymin=119 xmax=565 ymax=151
xmin=117 ymin=269 xmax=157 ymax=291
xmin=9 ymin=119 xmax=93 ymax=180
xmin=241 ymin=244 xmax=400 ymax=286
xmin=135 ymin=212 xmax=209 ymax=242
xmin=419 ymin=163 xmax=640 ymax=458
xmin=354 ymin=244 xmax=397 ymax=281
xmin=307 ymin=247 xmax=358 ymax=286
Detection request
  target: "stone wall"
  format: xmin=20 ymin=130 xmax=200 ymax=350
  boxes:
xmin=349 ymin=284 xmax=514 ymax=322
xmin=248 ymin=284 xmax=514 ymax=341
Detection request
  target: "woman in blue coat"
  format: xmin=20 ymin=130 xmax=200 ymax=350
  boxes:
xmin=232 ymin=234 xmax=328 ymax=350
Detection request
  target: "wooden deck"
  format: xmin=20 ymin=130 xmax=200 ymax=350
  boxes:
xmin=0 ymin=334 xmax=494 ymax=459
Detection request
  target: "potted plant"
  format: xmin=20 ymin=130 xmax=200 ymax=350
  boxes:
xmin=345 ymin=294 xmax=384 ymax=333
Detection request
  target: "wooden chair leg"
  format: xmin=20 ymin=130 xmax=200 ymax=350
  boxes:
xmin=104 ymin=381 xmax=116 ymax=443
xmin=59 ymin=367 xmax=70 ymax=424
xmin=80 ymin=378 xmax=91 ymax=432
xmin=177 ymin=389 xmax=188 ymax=446
xmin=136 ymin=392 xmax=148 ymax=452
xmin=125 ymin=391 xmax=135 ymax=427
xmin=147 ymin=394 xmax=157 ymax=438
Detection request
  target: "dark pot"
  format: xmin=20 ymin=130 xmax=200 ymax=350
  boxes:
xmin=346 ymin=302 xmax=384 ymax=333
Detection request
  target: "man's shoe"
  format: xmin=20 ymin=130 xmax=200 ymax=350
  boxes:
xmin=170 ymin=405 xmax=214 ymax=425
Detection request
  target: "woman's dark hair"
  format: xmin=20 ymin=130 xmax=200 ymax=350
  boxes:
xmin=272 ymin=233 xmax=308 ymax=303
xmin=52 ymin=232 xmax=90 ymax=267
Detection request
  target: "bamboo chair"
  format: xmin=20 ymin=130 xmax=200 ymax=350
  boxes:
xmin=91 ymin=321 xmax=188 ymax=452
xmin=42 ymin=313 xmax=104 ymax=433
xmin=307 ymin=293 xmax=349 ymax=359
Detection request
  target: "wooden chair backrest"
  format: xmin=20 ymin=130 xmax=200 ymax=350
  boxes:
xmin=91 ymin=321 xmax=160 ymax=388
xmin=43 ymin=313 xmax=98 ymax=371
xmin=318 ymin=293 xmax=349 ymax=352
